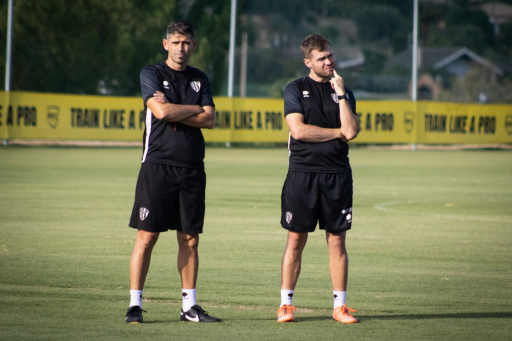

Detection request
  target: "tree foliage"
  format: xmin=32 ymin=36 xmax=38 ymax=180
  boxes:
xmin=353 ymin=5 xmax=408 ymax=53
xmin=0 ymin=0 xmax=509 ymax=100
xmin=184 ymin=0 xmax=231 ymax=96
xmin=0 ymin=0 xmax=180 ymax=95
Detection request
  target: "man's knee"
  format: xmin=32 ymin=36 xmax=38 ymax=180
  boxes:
xmin=135 ymin=230 xmax=159 ymax=250
xmin=286 ymin=232 xmax=308 ymax=251
xmin=326 ymin=231 xmax=347 ymax=251
xmin=177 ymin=232 xmax=199 ymax=251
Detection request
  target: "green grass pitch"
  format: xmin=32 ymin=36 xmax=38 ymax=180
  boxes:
xmin=0 ymin=145 xmax=511 ymax=340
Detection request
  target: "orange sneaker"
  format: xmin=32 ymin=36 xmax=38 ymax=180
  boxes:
xmin=277 ymin=304 xmax=296 ymax=322
xmin=332 ymin=305 xmax=358 ymax=323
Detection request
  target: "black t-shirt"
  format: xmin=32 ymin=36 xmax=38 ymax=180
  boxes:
xmin=139 ymin=62 xmax=215 ymax=169
xmin=284 ymin=76 xmax=357 ymax=173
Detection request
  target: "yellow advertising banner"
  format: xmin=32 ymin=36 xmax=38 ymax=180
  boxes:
xmin=0 ymin=91 xmax=146 ymax=141
xmin=355 ymin=101 xmax=417 ymax=143
xmin=205 ymin=97 xmax=287 ymax=142
xmin=0 ymin=91 xmax=511 ymax=144
xmin=416 ymin=102 xmax=512 ymax=144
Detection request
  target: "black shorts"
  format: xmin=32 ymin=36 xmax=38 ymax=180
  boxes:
xmin=281 ymin=172 xmax=353 ymax=233
xmin=129 ymin=162 xmax=206 ymax=234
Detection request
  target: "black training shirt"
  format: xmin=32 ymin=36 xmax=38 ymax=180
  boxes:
xmin=139 ymin=62 xmax=214 ymax=168
xmin=284 ymin=76 xmax=356 ymax=173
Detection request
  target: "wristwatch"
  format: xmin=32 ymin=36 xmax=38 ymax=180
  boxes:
xmin=337 ymin=94 xmax=348 ymax=100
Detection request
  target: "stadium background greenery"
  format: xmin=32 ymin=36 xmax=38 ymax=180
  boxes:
xmin=0 ymin=146 xmax=510 ymax=340
xmin=1 ymin=0 xmax=511 ymax=102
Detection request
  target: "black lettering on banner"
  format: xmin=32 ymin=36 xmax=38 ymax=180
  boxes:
xmin=265 ymin=111 xmax=282 ymax=130
xmin=449 ymin=115 xmax=467 ymax=134
xmin=7 ymin=105 xmax=13 ymax=126
xmin=0 ymin=105 xmax=2 ymax=127
xmin=139 ymin=110 xmax=145 ymax=129
xmin=17 ymin=106 xmax=37 ymax=127
xmin=234 ymin=111 xmax=253 ymax=130
xmin=374 ymin=113 xmax=393 ymax=131
xmin=505 ymin=115 xmax=512 ymax=136
xmin=257 ymin=111 xmax=262 ymax=129
xmin=129 ymin=110 xmax=136 ymax=129
xmin=215 ymin=110 xmax=231 ymax=129
xmin=71 ymin=108 xmax=100 ymax=128
xmin=478 ymin=116 xmax=496 ymax=134
xmin=365 ymin=113 xmax=371 ymax=131
xmin=103 ymin=109 xmax=125 ymax=129
xmin=356 ymin=112 xmax=362 ymax=127
xmin=469 ymin=116 xmax=476 ymax=133
xmin=424 ymin=114 xmax=447 ymax=132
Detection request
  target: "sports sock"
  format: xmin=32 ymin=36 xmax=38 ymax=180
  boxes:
xmin=182 ymin=289 xmax=197 ymax=312
xmin=333 ymin=291 xmax=346 ymax=309
xmin=130 ymin=290 xmax=143 ymax=308
xmin=280 ymin=289 xmax=294 ymax=307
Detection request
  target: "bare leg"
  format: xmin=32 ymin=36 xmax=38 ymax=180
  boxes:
xmin=281 ymin=231 xmax=308 ymax=290
xmin=326 ymin=231 xmax=348 ymax=291
xmin=130 ymin=230 xmax=160 ymax=290
xmin=176 ymin=231 xmax=199 ymax=289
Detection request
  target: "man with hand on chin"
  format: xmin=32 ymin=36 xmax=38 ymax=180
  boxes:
xmin=277 ymin=34 xmax=361 ymax=324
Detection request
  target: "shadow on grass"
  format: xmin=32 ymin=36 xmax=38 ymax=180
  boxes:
xmin=287 ymin=312 xmax=512 ymax=323
xmin=360 ymin=312 xmax=512 ymax=321
xmin=130 ymin=312 xmax=512 ymax=324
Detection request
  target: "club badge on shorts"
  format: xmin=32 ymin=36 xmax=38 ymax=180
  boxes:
xmin=190 ymin=81 xmax=201 ymax=92
xmin=342 ymin=208 xmax=352 ymax=223
xmin=286 ymin=211 xmax=293 ymax=224
xmin=139 ymin=207 xmax=150 ymax=221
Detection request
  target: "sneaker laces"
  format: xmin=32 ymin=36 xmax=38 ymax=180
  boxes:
xmin=127 ymin=306 xmax=147 ymax=314
xmin=335 ymin=305 xmax=356 ymax=316
xmin=193 ymin=305 xmax=209 ymax=316
xmin=279 ymin=305 xmax=296 ymax=314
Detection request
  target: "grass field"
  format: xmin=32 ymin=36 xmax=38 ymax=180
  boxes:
xmin=0 ymin=146 xmax=511 ymax=340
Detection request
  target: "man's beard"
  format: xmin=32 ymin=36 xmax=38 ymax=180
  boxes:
xmin=313 ymin=67 xmax=333 ymax=80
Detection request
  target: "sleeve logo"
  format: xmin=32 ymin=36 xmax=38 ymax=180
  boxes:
xmin=190 ymin=81 xmax=201 ymax=92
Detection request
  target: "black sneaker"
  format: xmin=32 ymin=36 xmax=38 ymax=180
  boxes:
xmin=125 ymin=306 xmax=146 ymax=324
xmin=180 ymin=305 xmax=220 ymax=323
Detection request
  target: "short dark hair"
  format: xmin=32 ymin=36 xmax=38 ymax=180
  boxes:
xmin=167 ymin=20 xmax=194 ymax=39
xmin=301 ymin=34 xmax=330 ymax=58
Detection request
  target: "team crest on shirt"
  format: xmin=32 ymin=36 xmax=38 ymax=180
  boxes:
xmin=190 ymin=81 xmax=201 ymax=92
xmin=285 ymin=211 xmax=293 ymax=224
xmin=139 ymin=207 xmax=150 ymax=221
xmin=163 ymin=80 xmax=170 ymax=89
xmin=331 ymin=93 xmax=339 ymax=104
xmin=302 ymin=91 xmax=309 ymax=98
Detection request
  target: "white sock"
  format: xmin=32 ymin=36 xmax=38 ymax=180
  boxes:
xmin=182 ymin=289 xmax=196 ymax=312
xmin=130 ymin=290 xmax=143 ymax=308
xmin=280 ymin=289 xmax=294 ymax=307
xmin=333 ymin=291 xmax=346 ymax=309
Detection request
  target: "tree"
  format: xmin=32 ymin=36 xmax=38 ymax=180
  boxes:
xmin=184 ymin=0 xmax=232 ymax=96
xmin=353 ymin=5 xmax=408 ymax=53
xmin=1 ymin=0 xmax=178 ymax=95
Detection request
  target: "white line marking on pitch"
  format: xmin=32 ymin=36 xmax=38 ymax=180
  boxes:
xmin=373 ymin=200 xmax=512 ymax=223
